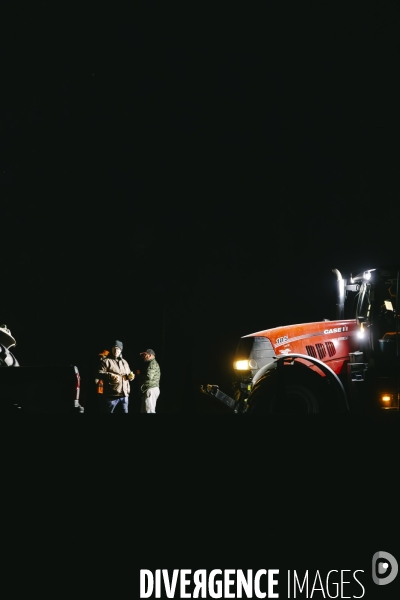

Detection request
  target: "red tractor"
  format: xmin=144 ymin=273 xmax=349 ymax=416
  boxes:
xmin=201 ymin=265 xmax=399 ymax=414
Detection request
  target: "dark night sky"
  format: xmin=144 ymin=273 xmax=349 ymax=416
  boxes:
xmin=1 ymin=3 xmax=400 ymax=409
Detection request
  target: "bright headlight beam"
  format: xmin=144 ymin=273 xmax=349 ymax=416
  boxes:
xmin=234 ymin=360 xmax=250 ymax=370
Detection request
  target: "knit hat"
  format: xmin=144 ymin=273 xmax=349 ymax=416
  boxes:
xmin=112 ymin=340 xmax=123 ymax=350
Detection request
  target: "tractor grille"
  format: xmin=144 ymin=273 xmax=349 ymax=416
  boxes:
xmin=234 ymin=336 xmax=276 ymax=374
xmin=305 ymin=345 xmax=317 ymax=358
xmin=306 ymin=342 xmax=336 ymax=360
xmin=249 ymin=337 xmax=276 ymax=363
xmin=315 ymin=343 xmax=327 ymax=359
xmin=325 ymin=341 xmax=336 ymax=357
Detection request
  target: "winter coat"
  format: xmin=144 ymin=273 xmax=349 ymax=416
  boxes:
xmin=98 ymin=355 xmax=132 ymax=398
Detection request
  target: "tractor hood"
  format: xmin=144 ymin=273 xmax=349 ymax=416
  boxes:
xmin=243 ymin=320 xmax=358 ymax=357
xmin=233 ymin=319 xmax=359 ymax=381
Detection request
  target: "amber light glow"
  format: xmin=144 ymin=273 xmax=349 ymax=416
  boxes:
xmin=380 ymin=394 xmax=392 ymax=404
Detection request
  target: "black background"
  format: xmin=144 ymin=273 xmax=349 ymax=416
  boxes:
xmin=1 ymin=2 xmax=400 ymax=575
xmin=1 ymin=4 xmax=399 ymax=412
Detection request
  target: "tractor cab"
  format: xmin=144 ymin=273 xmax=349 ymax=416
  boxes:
xmin=342 ymin=266 xmax=399 ymax=410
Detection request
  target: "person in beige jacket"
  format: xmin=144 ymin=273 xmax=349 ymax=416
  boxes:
xmin=98 ymin=340 xmax=134 ymax=413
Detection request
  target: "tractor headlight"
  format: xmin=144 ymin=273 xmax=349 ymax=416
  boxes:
xmin=234 ymin=359 xmax=258 ymax=371
xmin=234 ymin=360 xmax=250 ymax=370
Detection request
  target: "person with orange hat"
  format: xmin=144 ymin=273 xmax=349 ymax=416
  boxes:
xmin=95 ymin=349 xmax=109 ymax=396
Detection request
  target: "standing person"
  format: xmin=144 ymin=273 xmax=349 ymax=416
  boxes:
xmin=84 ymin=349 xmax=110 ymax=414
xmin=94 ymin=349 xmax=109 ymax=396
xmin=139 ymin=349 xmax=161 ymax=413
xmin=98 ymin=340 xmax=135 ymax=413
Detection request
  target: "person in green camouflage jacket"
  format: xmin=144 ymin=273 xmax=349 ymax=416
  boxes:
xmin=138 ymin=349 xmax=161 ymax=413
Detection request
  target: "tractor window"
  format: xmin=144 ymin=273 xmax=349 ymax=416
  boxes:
xmin=344 ymin=290 xmax=359 ymax=319
xmin=375 ymin=283 xmax=399 ymax=340
xmin=356 ymin=284 xmax=372 ymax=322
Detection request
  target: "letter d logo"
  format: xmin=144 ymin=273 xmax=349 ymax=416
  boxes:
xmin=372 ymin=551 xmax=398 ymax=585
